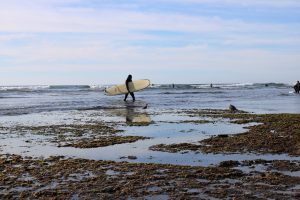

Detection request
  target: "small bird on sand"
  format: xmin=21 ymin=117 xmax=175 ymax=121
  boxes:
xmin=143 ymin=104 xmax=148 ymax=109
xmin=229 ymin=104 xmax=238 ymax=112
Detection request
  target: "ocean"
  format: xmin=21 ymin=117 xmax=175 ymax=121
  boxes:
xmin=0 ymin=83 xmax=299 ymax=166
xmin=0 ymin=83 xmax=299 ymax=116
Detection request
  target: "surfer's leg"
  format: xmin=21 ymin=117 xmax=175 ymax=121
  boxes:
xmin=130 ymin=92 xmax=135 ymax=101
xmin=124 ymin=93 xmax=129 ymax=101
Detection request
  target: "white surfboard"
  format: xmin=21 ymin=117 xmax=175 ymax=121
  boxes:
xmin=104 ymin=79 xmax=150 ymax=96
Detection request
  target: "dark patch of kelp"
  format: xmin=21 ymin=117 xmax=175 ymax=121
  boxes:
xmin=0 ymin=123 xmax=149 ymax=148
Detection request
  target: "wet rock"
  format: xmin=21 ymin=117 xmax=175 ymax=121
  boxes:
xmin=62 ymin=136 xmax=149 ymax=148
xmin=101 ymin=186 xmax=115 ymax=193
xmin=217 ymin=134 xmax=228 ymax=138
xmin=229 ymin=104 xmax=238 ymax=113
xmin=150 ymin=113 xmax=300 ymax=156
xmin=127 ymin=156 xmax=137 ymax=160
xmin=0 ymin=154 xmax=298 ymax=199
xmin=198 ymin=114 xmax=300 ymax=155
xmin=219 ymin=161 xmax=240 ymax=168
xmin=149 ymin=143 xmax=201 ymax=153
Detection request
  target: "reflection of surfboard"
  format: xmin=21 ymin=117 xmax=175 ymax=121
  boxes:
xmin=104 ymin=79 xmax=150 ymax=96
xmin=127 ymin=114 xmax=151 ymax=123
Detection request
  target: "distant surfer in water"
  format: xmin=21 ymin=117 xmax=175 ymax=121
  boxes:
xmin=124 ymin=74 xmax=135 ymax=101
xmin=294 ymin=81 xmax=300 ymax=94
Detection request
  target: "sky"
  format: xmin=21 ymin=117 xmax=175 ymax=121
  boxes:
xmin=0 ymin=0 xmax=300 ymax=85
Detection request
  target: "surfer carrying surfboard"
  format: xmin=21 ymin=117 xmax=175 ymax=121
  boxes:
xmin=124 ymin=75 xmax=136 ymax=101
xmin=104 ymin=77 xmax=150 ymax=97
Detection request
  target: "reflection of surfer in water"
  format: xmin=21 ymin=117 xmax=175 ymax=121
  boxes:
xmin=124 ymin=74 xmax=135 ymax=102
xmin=126 ymin=108 xmax=134 ymax=123
xmin=125 ymin=107 xmax=151 ymax=125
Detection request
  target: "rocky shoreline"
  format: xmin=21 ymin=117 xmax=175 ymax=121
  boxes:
xmin=1 ymin=155 xmax=299 ymax=199
xmin=0 ymin=109 xmax=299 ymax=199
xmin=150 ymin=111 xmax=300 ymax=156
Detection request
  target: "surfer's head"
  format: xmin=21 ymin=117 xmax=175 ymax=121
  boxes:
xmin=127 ymin=74 xmax=132 ymax=80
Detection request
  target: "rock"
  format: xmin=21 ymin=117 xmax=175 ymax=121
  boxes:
xmin=219 ymin=160 xmax=240 ymax=168
xmin=127 ymin=156 xmax=137 ymax=160
xmin=229 ymin=104 xmax=238 ymax=112
xmin=217 ymin=134 xmax=228 ymax=138
xmin=101 ymin=186 xmax=114 ymax=193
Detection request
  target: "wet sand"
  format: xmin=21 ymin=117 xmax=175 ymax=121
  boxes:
xmin=0 ymin=108 xmax=300 ymax=199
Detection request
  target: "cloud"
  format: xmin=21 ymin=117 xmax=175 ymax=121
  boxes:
xmin=2 ymin=41 xmax=299 ymax=71
xmin=160 ymin=0 xmax=300 ymax=8
xmin=0 ymin=0 xmax=299 ymax=84
xmin=222 ymin=35 xmax=300 ymax=46
xmin=1 ymin=0 xmax=299 ymax=34
xmin=1 ymin=41 xmax=299 ymax=84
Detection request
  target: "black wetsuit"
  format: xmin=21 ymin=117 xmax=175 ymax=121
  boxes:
xmin=124 ymin=78 xmax=135 ymax=101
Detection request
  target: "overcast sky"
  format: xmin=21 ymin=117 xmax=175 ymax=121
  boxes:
xmin=0 ymin=0 xmax=299 ymax=85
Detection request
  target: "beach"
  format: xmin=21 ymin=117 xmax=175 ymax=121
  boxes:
xmin=0 ymin=84 xmax=299 ymax=199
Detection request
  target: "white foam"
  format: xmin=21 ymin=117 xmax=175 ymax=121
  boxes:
xmin=0 ymin=85 xmax=50 ymax=91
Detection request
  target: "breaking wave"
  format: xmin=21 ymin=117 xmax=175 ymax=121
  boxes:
xmin=0 ymin=83 xmax=292 ymax=93
xmin=148 ymin=83 xmax=292 ymax=90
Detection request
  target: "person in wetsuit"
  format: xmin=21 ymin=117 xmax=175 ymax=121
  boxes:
xmin=124 ymin=74 xmax=135 ymax=101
